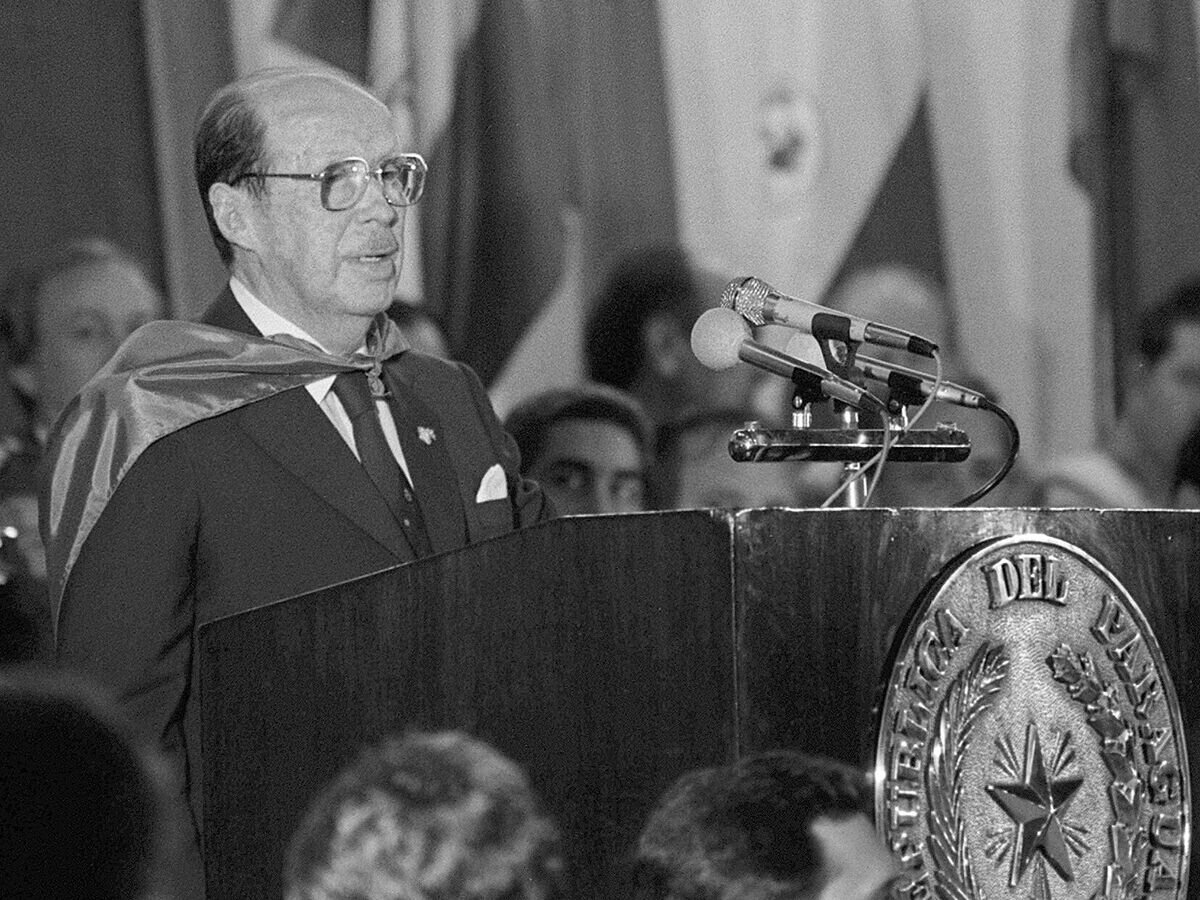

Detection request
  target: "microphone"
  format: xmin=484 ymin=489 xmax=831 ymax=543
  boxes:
xmin=720 ymin=276 xmax=938 ymax=358
xmin=853 ymin=355 xmax=987 ymax=408
xmin=786 ymin=332 xmax=985 ymax=408
xmin=691 ymin=308 xmax=883 ymax=410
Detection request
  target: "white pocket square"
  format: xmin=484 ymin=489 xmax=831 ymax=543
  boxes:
xmin=475 ymin=463 xmax=507 ymax=503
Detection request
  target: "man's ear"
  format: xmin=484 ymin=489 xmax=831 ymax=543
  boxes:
xmin=208 ymin=182 xmax=259 ymax=256
xmin=642 ymin=312 xmax=689 ymax=379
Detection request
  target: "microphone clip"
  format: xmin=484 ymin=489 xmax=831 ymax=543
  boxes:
xmin=790 ymin=331 xmax=870 ymax=416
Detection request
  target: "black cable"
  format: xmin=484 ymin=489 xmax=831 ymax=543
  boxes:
xmin=952 ymin=398 xmax=1020 ymax=507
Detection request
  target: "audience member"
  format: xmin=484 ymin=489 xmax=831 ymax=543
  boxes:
xmin=0 ymin=440 xmax=41 ymax=584
xmin=284 ymin=730 xmax=564 ymax=900
xmin=0 ymin=238 xmax=158 ymax=656
xmin=505 ymin=383 xmax=653 ymax=515
xmin=0 ymin=522 xmax=47 ymax=667
xmin=0 ymin=236 xmax=165 ymax=438
xmin=631 ymin=749 xmax=901 ymax=900
xmin=387 ymin=299 xmax=451 ymax=358
xmin=1039 ymin=279 xmax=1200 ymax=507
xmin=585 ymin=244 xmax=772 ymax=427
xmin=825 ymin=264 xmax=954 ymax=361
xmin=653 ymin=409 xmax=839 ymax=509
xmin=822 ymin=265 xmax=1047 ymax=507
xmin=0 ymin=669 xmax=173 ymax=900
xmin=870 ymin=374 xmax=1036 ymax=508
xmin=1175 ymin=418 xmax=1200 ymax=507
xmin=46 ymin=68 xmax=551 ymax=899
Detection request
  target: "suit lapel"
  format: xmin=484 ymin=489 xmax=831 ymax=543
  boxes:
xmin=233 ymin=388 xmax=414 ymax=561
xmin=203 ymin=285 xmax=414 ymax=561
xmin=382 ymin=365 xmax=469 ymax=555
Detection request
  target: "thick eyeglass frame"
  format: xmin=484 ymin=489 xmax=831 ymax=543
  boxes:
xmin=236 ymin=153 xmax=427 ymax=211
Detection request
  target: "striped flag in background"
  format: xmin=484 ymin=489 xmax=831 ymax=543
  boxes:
xmin=658 ymin=0 xmax=950 ymax=354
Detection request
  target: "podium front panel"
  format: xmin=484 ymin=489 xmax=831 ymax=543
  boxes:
xmin=200 ymin=510 xmax=736 ymax=899
xmin=201 ymin=508 xmax=1200 ymax=898
xmin=737 ymin=508 xmax=1200 ymax=898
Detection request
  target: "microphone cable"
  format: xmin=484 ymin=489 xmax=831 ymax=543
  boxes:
xmin=951 ymin=397 xmax=1021 ymax=507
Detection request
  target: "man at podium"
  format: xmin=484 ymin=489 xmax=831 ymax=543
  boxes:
xmin=42 ymin=68 xmax=550 ymax=898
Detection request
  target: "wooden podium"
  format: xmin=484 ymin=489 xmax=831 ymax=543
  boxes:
xmin=199 ymin=509 xmax=1200 ymax=898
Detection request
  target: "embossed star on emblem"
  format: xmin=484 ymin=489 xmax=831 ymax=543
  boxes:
xmin=985 ymin=722 xmax=1086 ymax=887
xmin=417 ymin=426 xmax=435 ymax=445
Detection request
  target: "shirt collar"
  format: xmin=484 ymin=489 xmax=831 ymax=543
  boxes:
xmin=228 ymin=277 xmax=366 ymax=403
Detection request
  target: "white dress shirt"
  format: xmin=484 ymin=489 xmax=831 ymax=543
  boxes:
xmin=228 ymin=277 xmax=414 ymax=484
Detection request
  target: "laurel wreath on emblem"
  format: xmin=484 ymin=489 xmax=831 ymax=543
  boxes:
xmin=1048 ymin=643 xmax=1149 ymax=896
xmin=924 ymin=641 xmax=1011 ymax=900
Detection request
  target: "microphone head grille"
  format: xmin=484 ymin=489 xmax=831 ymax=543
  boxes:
xmin=718 ymin=278 xmax=742 ymax=310
xmin=720 ymin=276 xmax=769 ymax=326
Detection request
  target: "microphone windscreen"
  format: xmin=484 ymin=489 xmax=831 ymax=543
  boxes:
xmin=691 ymin=307 xmax=751 ymax=370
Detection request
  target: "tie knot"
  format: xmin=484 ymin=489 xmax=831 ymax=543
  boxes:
xmin=331 ymin=371 xmax=375 ymax=418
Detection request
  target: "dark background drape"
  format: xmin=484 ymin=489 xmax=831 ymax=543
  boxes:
xmin=0 ymin=2 xmax=166 ymax=292
xmin=0 ymin=1 xmax=233 ymax=320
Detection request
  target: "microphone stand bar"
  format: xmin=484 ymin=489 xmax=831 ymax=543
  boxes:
xmin=729 ymin=423 xmax=971 ymax=464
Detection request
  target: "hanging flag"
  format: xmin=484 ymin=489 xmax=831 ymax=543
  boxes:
xmin=1068 ymin=0 xmax=1200 ymax=400
xmin=416 ymin=0 xmax=568 ymax=388
xmin=658 ymin=0 xmax=950 ymax=347
xmin=271 ymin=0 xmax=370 ymax=82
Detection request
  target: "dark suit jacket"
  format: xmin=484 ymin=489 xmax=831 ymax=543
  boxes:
xmin=55 ymin=288 xmax=550 ymax=895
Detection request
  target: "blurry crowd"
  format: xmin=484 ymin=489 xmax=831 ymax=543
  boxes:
xmin=0 ymin=667 xmax=900 ymax=899
xmin=506 ymin=244 xmax=1200 ymax=518
xmin=6 ymin=237 xmax=1200 ymax=666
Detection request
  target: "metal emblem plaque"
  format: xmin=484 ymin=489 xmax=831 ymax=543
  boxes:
xmin=875 ymin=535 xmax=1189 ymax=900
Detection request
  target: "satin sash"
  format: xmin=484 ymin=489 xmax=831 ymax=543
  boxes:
xmin=43 ymin=314 xmax=409 ymax=628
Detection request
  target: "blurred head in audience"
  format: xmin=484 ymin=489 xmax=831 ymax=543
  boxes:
xmin=822 ymin=266 xmax=1045 ymax=508
xmin=387 ymin=300 xmax=450 ymax=358
xmin=633 ymin=750 xmax=900 ymax=900
xmin=870 ymin=375 xmax=1035 ymax=508
xmin=1119 ymin=278 xmax=1200 ymax=494
xmin=0 ymin=469 xmax=50 ymax=662
xmin=653 ymin=409 xmax=838 ymax=509
xmin=0 ymin=520 xmax=49 ymax=665
xmin=0 ymin=237 xmax=164 ymax=432
xmin=585 ymin=244 xmax=769 ymax=425
xmin=0 ymin=436 xmax=44 ymax=584
xmin=0 ymin=670 xmax=171 ymax=899
xmin=285 ymin=730 xmax=563 ymax=900
xmin=825 ymin=264 xmax=954 ymax=368
xmin=1175 ymin=417 xmax=1200 ymax=507
xmin=505 ymin=383 xmax=653 ymax=515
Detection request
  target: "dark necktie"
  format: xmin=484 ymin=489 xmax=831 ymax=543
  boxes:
xmin=331 ymin=371 xmax=433 ymax=557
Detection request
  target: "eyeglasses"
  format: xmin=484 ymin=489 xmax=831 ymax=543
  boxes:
xmin=237 ymin=153 xmax=427 ymax=211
